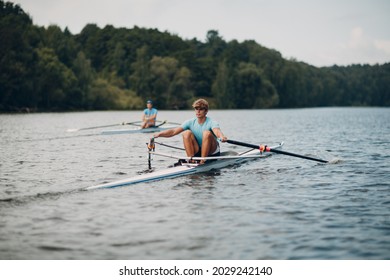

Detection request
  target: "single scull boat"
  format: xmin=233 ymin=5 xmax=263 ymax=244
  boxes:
xmin=101 ymin=125 xmax=177 ymax=135
xmin=68 ymin=120 xmax=180 ymax=134
xmin=86 ymin=142 xmax=284 ymax=190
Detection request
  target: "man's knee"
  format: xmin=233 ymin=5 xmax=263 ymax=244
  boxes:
xmin=182 ymin=130 xmax=194 ymax=140
xmin=202 ymin=130 xmax=213 ymax=139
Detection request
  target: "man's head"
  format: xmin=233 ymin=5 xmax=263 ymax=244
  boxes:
xmin=192 ymin=99 xmax=209 ymax=118
xmin=147 ymin=100 xmax=153 ymax=109
xmin=192 ymin=99 xmax=209 ymax=111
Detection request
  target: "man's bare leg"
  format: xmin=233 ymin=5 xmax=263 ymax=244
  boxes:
xmin=200 ymin=131 xmax=218 ymax=163
xmin=182 ymin=130 xmax=199 ymax=158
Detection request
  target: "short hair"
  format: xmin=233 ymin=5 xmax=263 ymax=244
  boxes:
xmin=192 ymin=99 xmax=209 ymax=110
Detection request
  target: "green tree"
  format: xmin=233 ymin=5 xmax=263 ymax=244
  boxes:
xmin=212 ymin=60 xmax=234 ymax=108
xmin=1 ymin=1 xmax=390 ymax=111
xmin=88 ymin=78 xmax=142 ymax=110
xmin=170 ymin=66 xmax=193 ymax=109
xmin=44 ymin=25 xmax=77 ymax=67
xmin=71 ymin=51 xmax=95 ymax=108
xmin=35 ymin=47 xmax=77 ymax=109
xmin=254 ymin=79 xmax=279 ymax=108
xmin=150 ymin=56 xmax=192 ymax=108
xmin=129 ymin=46 xmax=151 ymax=99
xmin=205 ymin=30 xmax=226 ymax=58
xmin=276 ymin=62 xmax=304 ymax=108
xmin=233 ymin=62 xmax=263 ymax=108
xmin=0 ymin=1 xmax=36 ymax=110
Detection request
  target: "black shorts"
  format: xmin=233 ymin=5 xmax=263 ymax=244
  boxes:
xmin=194 ymin=144 xmax=221 ymax=157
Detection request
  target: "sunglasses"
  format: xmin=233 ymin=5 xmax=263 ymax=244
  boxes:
xmin=194 ymin=107 xmax=206 ymax=111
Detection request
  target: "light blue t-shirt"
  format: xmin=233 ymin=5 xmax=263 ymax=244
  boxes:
xmin=181 ymin=117 xmax=220 ymax=146
xmin=143 ymin=108 xmax=158 ymax=125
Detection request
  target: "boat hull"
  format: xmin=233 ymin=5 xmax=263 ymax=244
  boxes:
xmin=101 ymin=126 xmax=176 ymax=135
xmin=86 ymin=143 xmax=283 ymax=190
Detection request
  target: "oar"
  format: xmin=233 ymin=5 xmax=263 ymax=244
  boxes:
xmin=226 ymin=139 xmax=328 ymax=163
xmin=141 ymin=120 xmax=167 ymax=131
xmin=152 ymin=120 xmax=179 ymax=128
xmin=164 ymin=121 xmax=181 ymax=125
xmin=155 ymin=120 xmax=167 ymax=127
xmin=149 ymin=151 xmax=269 ymax=161
xmin=67 ymin=121 xmax=142 ymax=132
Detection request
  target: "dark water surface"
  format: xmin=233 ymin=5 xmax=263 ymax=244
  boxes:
xmin=1 ymin=108 xmax=389 ymax=259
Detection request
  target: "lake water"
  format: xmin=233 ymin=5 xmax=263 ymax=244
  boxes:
xmin=0 ymin=108 xmax=389 ymax=260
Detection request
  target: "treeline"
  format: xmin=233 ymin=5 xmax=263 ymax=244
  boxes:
xmin=1 ymin=1 xmax=389 ymax=112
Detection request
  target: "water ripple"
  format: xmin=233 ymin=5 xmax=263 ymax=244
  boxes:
xmin=1 ymin=108 xmax=390 ymax=260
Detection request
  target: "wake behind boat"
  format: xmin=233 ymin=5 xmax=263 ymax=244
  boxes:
xmin=86 ymin=142 xmax=284 ymax=190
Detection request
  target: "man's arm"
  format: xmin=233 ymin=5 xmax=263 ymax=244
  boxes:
xmin=148 ymin=113 xmax=157 ymax=122
xmin=212 ymin=127 xmax=227 ymax=142
xmin=154 ymin=126 xmax=184 ymax=138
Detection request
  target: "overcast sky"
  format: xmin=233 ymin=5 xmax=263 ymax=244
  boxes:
xmin=15 ymin=0 xmax=390 ymax=67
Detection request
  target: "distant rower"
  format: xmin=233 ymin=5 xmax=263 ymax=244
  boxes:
xmin=141 ymin=100 xmax=158 ymax=128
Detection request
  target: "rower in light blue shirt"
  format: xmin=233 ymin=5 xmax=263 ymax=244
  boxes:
xmin=181 ymin=117 xmax=220 ymax=149
xmin=141 ymin=100 xmax=158 ymax=128
xmin=153 ymin=99 xmax=227 ymax=164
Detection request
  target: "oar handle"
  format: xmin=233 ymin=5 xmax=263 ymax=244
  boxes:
xmin=226 ymin=140 xmax=328 ymax=163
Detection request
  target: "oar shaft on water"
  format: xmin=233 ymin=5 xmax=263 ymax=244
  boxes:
xmin=226 ymin=139 xmax=328 ymax=163
xmin=68 ymin=121 xmax=143 ymax=132
xmin=78 ymin=123 xmax=124 ymax=131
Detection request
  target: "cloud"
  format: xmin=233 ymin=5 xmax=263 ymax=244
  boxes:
xmin=347 ymin=27 xmax=366 ymax=49
xmin=328 ymin=27 xmax=390 ymax=65
xmin=374 ymin=40 xmax=390 ymax=55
